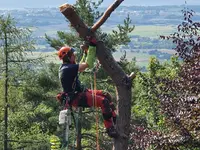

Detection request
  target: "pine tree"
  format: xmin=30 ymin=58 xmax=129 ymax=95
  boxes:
xmin=45 ymin=1 xmax=135 ymax=150
xmin=0 ymin=15 xmax=35 ymax=150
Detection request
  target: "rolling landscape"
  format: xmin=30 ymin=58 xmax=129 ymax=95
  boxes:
xmin=1 ymin=4 xmax=200 ymax=68
xmin=1 ymin=1 xmax=200 ymax=149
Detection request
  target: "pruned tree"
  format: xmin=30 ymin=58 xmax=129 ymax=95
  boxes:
xmin=56 ymin=1 xmax=135 ymax=150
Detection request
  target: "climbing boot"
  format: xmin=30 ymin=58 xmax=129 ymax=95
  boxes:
xmin=106 ymin=126 xmax=119 ymax=138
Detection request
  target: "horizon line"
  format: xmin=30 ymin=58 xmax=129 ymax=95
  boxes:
xmin=0 ymin=4 xmax=200 ymax=10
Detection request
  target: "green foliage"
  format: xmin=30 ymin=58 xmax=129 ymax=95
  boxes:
xmin=50 ymin=135 xmax=61 ymax=150
xmin=0 ymin=14 xmax=44 ymax=150
xmin=107 ymin=14 xmax=135 ymax=50
xmin=45 ymin=0 xmax=104 ymax=51
xmin=45 ymin=32 xmax=80 ymax=50
xmin=6 ymin=64 xmax=60 ymax=149
xmin=132 ymin=56 xmax=181 ymax=129
xmin=129 ymin=8 xmax=200 ymax=150
xmin=0 ymin=15 xmax=61 ymax=149
xmin=0 ymin=15 xmax=35 ymax=60
xmin=74 ymin=0 xmax=103 ymax=26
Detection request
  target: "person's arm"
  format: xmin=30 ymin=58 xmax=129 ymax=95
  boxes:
xmin=78 ymin=62 xmax=88 ymax=72
xmin=78 ymin=38 xmax=97 ymax=72
xmin=79 ymin=45 xmax=89 ymax=72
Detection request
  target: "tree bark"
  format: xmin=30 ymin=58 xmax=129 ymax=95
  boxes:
xmin=59 ymin=3 xmax=132 ymax=150
xmin=97 ymin=43 xmax=132 ymax=150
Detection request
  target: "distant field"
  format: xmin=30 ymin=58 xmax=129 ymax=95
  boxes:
xmin=27 ymin=51 xmax=61 ymax=64
xmin=113 ymin=51 xmax=157 ymax=67
xmin=132 ymin=25 xmax=176 ymax=37
xmin=29 ymin=51 xmax=151 ymax=67
xmin=28 ymin=49 xmax=175 ymax=68
xmin=102 ymin=25 xmax=176 ymax=37
xmin=33 ymin=24 xmax=176 ymax=38
xmin=30 ymin=23 xmax=177 ymax=68
xmin=31 ymin=23 xmax=70 ymax=37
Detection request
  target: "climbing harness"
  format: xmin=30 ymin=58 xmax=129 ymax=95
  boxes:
xmin=57 ymin=40 xmax=101 ymax=150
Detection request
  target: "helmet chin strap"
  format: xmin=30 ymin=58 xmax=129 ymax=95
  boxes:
xmin=70 ymin=53 xmax=76 ymax=64
xmin=70 ymin=61 xmax=76 ymax=64
xmin=62 ymin=52 xmax=76 ymax=64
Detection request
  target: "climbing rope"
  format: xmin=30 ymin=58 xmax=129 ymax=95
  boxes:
xmin=90 ymin=60 xmax=101 ymax=150
xmin=93 ymin=63 xmax=100 ymax=150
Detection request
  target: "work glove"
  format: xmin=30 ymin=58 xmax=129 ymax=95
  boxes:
xmin=86 ymin=36 xmax=97 ymax=46
xmin=85 ymin=44 xmax=96 ymax=69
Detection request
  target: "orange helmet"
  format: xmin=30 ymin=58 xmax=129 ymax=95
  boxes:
xmin=58 ymin=46 xmax=75 ymax=60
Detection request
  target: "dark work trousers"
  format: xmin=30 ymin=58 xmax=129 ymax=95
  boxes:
xmin=68 ymin=89 xmax=116 ymax=129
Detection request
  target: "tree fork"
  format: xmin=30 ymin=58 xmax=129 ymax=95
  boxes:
xmin=59 ymin=1 xmax=133 ymax=150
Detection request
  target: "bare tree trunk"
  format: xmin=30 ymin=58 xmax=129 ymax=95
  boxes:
xmin=96 ymin=43 xmax=132 ymax=150
xmin=76 ymin=108 xmax=82 ymax=150
xmin=59 ymin=3 xmax=132 ymax=150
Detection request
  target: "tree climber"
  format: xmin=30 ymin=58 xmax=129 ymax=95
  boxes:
xmin=56 ymin=37 xmax=118 ymax=138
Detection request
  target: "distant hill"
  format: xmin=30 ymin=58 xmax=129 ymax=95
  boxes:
xmin=0 ymin=5 xmax=199 ymax=68
xmin=1 ymin=5 xmax=199 ymax=28
xmin=0 ymin=0 xmax=200 ymax=9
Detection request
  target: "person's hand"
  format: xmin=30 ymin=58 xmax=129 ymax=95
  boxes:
xmin=80 ymin=44 xmax=88 ymax=54
xmin=56 ymin=92 xmax=70 ymax=107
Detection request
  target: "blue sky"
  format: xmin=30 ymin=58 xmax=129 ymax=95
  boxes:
xmin=0 ymin=0 xmax=199 ymax=9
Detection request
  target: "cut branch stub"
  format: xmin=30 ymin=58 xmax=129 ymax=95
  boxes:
xmin=59 ymin=3 xmax=90 ymax=40
xmin=59 ymin=0 xmax=124 ymax=37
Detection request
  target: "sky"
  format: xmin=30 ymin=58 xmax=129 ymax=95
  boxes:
xmin=0 ymin=0 xmax=199 ymax=9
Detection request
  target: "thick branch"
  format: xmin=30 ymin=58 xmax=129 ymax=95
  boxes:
xmin=59 ymin=4 xmax=89 ymax=40
xmin=92 ymin=0 xmax=124 ymax=32
xmin=59 ymin=1 xmax=124 ymax=37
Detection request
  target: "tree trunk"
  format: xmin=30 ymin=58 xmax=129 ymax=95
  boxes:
xmin=76 ymin=108 xmax=82 ymax=150
xmin=59 ymin=4 xmax=132 ymax=150
xmin=96 ymin=43 xmax=132 ymax=150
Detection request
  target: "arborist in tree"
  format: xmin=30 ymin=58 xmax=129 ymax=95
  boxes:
xmin=56 ymin=36 xmax=118 ymax=138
